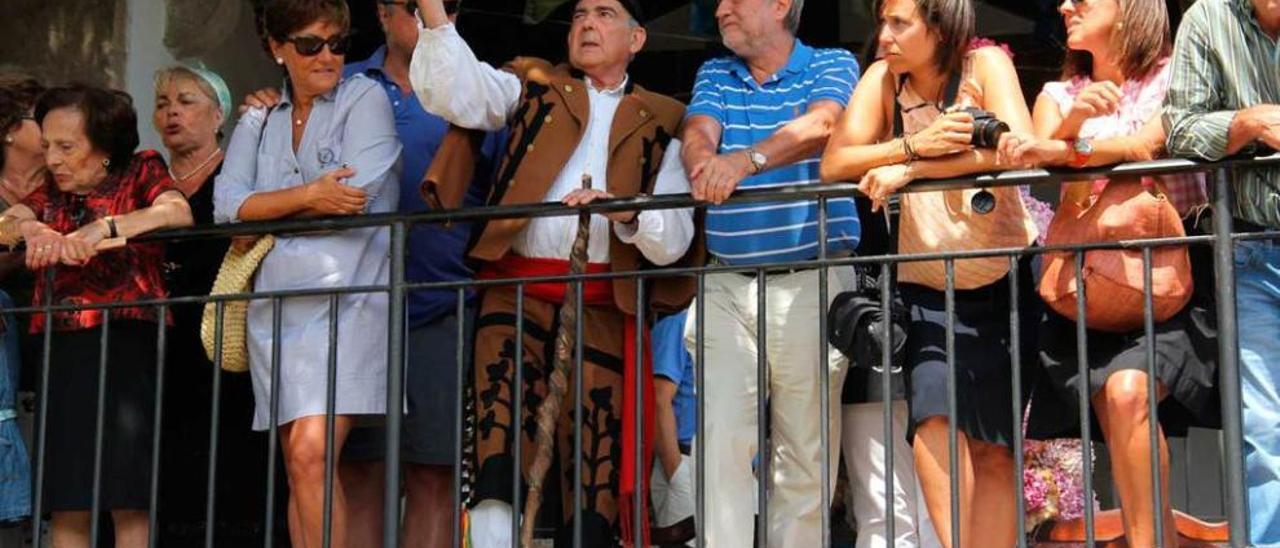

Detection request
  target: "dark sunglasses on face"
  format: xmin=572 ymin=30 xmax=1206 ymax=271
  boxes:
xmin=285 ymin=33 xmax=352 ymax=57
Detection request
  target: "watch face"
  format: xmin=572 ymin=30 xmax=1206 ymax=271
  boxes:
xmin=1074 ymin=138 xmax=1093 ymax=155
xmin=750 ymin=151 xmax=767 ymax=168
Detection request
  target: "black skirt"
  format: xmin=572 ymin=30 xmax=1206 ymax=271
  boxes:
xmin=902 ymin=256 xmax=1040 ymax=448
xmin=41 ymin=320 xmax=158 ymax=511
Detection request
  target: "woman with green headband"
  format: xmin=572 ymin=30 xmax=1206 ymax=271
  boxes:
xmin=151 ymin=65 xmax=246 ymax=543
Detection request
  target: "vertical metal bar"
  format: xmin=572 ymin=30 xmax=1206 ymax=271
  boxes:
xmin=385 ymin=222 xmax=408 ymax=548
xmin=1008 ymin=256 xmax=1027 ymax=548
xmin=880 ymin=261 xmax=896 ymax=544
xmin=150 ymin=304 xmax=168 ymax=548
xmin=265 ymin=296 xmax=284 ymax=548
xmin=512 ymin=283 xmax=525 ymax=548
xmin=633 ymin=278 xmax=646 ymax=545
xmin=32 ymin=268 xmax=55 ymax=545
xmin=322 ymin=294 xmax=339 ymax=548
xmin=204 ymin=303 xmax=223 ymax=548
xmin=756 ymin=268 xmax=769 ymax=548
xmin=1075 ymin=250 xmax=1096 ymax=548
xmin=454 ymin=287 xmax=466 ymax=548
xmin=90 ymin=311 xmax=111 ymax=548
xmin=1211 ymin=167 xmax=1247 ymax=545
xmin=573 ymin=279 xmax=584 ymax=548
xmin=695 ymin=273 xmax=707 ymax=548
xmin=1142 ymin=246 xmax=1165 ymax=547
xmin=944 ymin=259 xmax=960 ymax=548
xmin=817 ymin=196 xmax=831 ymax=548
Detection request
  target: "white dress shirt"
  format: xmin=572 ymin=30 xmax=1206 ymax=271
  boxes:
xmin=409 ymin=23 xmax=693 ymax=266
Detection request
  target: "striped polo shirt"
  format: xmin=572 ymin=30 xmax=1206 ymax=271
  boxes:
xmin=687 ymin=40 xmax=861 ymax=265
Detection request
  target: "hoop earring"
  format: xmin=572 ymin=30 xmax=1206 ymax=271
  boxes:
xmin=102 ymin=159 xmax=110 ymax=168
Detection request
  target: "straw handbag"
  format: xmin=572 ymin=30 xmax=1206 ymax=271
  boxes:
xmin=201 ymin=235 xmax=275 ymax=372
xmin=1038 ymin=179 xmax=1191 ymax=332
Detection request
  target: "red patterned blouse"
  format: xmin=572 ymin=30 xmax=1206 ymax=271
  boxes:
xmin=23 ymin=150 xmax=177 ymax=332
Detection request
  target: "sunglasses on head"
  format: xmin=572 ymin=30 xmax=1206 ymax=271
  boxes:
xmin=284 ymin=33 xmax=352 ymax=57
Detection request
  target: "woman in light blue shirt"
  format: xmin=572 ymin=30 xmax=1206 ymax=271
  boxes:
xmin=213 ymin=1 xmax=400 ymax=545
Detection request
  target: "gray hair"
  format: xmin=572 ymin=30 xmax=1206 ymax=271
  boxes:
xmin=784 ymin=0 xmax=804 ymax=33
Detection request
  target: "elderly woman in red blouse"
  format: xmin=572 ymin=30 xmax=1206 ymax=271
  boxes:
xmin=0 ymin=85 xmax=192 ymax=548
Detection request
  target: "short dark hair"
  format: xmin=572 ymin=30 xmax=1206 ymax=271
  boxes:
xmin=35 ymin=85 xmax=140 ymax=173
xmin=1062 ymin=0 xmax=1170 ymax=82
xmin=876 ymin=0 xmax=975 ymax=77
xmin=0 ymin=74 xmax=45 ymax=172
xmin=260 ymin=0 xmax=351 ymax=53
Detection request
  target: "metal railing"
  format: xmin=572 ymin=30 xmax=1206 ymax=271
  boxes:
xmin=8 ymin=153 xmax=1279 ymax=547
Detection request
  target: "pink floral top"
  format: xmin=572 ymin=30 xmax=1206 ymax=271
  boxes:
xmin=1039 ymin=59 xmax=1207 ymax=216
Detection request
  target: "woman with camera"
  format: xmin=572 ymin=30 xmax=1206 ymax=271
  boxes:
xmin=819 ymin=0 xmax=1040 ymax=545
xmin=998 ymin=0 xmax=1215 ymax=544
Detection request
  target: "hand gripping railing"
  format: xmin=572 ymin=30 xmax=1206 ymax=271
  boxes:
xmin=7 ymin=153 xmax=1277 ymax=547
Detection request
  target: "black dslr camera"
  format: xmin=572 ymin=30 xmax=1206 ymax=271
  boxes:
xmin=955 ymin=106 xmax=1010 ymax=149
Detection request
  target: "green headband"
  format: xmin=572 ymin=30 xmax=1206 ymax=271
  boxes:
xmin=188 ymin=65 xmax=232 ymax=121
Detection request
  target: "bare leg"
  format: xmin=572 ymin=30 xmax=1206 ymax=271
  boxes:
xmin=111 ymin=510 xmax=150 ymax=548
xmin=912 ymin=417 xmax=975 ymax=548
xmin=282 ymin=415 xmax=356 ymax=548
xmin=341 ymin=459 xmax=386 ymax=548
xmin=403 ymin=463 xmax=455 ymax=548
xmin=966 ymin=440 xmax=1017 ymax=548
xmin=50 ymin=511 xmax=90 ymax=548
xmin=1093 ymin=370 xmax=1177 ymax=547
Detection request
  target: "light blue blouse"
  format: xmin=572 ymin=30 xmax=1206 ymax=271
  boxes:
xmin=214 ymin=74 xmax=402 ymax=430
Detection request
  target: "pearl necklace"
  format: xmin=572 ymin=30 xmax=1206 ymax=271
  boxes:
xmin=170 ymin=148 xmax=223 ymax=182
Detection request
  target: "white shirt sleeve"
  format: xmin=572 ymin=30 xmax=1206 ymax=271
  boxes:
xmin=614 ymin=139 xmax=695 ymax=266
xmin=408 ymin=23 xmax=522 ymax=131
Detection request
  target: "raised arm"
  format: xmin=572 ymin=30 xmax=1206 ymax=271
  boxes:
xmin=410 ymin=0 xmax=521 ymax=130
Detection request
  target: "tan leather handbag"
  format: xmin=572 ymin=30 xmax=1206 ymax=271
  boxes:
xmin=897 ymin=187 xmax=1039 ymax=289
xmin=891 ymin=71 xmax=1039 ymax=290
xmin=1038 ymin=178 xmax=1192 ymax=332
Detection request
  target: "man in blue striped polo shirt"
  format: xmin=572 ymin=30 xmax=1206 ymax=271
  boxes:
xmin=679 ymin=0 xmax=859 ymax=546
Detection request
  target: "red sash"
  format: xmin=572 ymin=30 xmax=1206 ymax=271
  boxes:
xmin=480 ymin=255 xmax=654 ymax=546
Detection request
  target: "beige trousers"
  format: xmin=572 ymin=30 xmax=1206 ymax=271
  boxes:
xmin=685 ymin=268 xmax=850 ymax=548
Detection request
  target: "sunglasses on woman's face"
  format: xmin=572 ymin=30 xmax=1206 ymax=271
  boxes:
xmin=285 ymin=33 xmax=352 ymax=57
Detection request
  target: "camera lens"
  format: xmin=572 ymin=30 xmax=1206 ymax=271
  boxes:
xmin=973 ymin=118 xmax=1010 ymax=148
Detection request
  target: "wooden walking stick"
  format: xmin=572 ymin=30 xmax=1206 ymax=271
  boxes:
xmin=520 ymin=174 xmax=594 ymax=547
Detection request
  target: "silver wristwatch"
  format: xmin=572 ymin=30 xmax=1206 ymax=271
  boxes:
xmin=746 ymin=146 xmax=768 ymax=174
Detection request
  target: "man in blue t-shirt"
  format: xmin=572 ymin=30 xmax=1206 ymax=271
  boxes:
xmin=679 ymin=0 xmax=860 ymax=545
xmin=242 ymin=1 xmax=497 ymax=545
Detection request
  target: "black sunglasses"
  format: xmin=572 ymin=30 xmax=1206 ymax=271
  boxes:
xmin=284 ymin=33 xmax=352 ymax=57
xmin=383 ymin=1 xmax=460 ymax=16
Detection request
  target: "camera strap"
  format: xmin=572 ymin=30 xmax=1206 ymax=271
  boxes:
xmin=891 ymin=71 xmax=963 ymax=140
